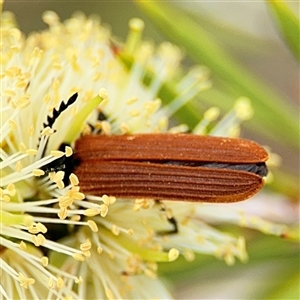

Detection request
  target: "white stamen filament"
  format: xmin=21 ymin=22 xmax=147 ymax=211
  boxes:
xmin=1 ymin=154 xmax=66 ymax=186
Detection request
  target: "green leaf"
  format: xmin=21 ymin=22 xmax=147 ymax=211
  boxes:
xmin=266 ymin=272 xmax=300 ymax=300
xmin=266 ymin=0 xmax=300 ymax=62
xmin=134 ymin=1 xmax=299 ymax=152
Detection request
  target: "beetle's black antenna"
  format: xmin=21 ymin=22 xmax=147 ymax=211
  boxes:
xmin=42 ymin=93 xmax=78 ymax=129
xmin=38 ymin=93 xmax=78 ymax=157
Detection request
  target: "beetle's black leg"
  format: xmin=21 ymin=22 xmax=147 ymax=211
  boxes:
xmin=155 ymin=200 xmax=178 ymax=235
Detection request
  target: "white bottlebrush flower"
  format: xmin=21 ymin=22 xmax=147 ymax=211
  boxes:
xmin=1 ymin=9 xmax=288 ymax=300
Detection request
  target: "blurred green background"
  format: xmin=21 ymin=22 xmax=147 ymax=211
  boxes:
xmin=3 ymin=1 xmax=299 ymax=299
